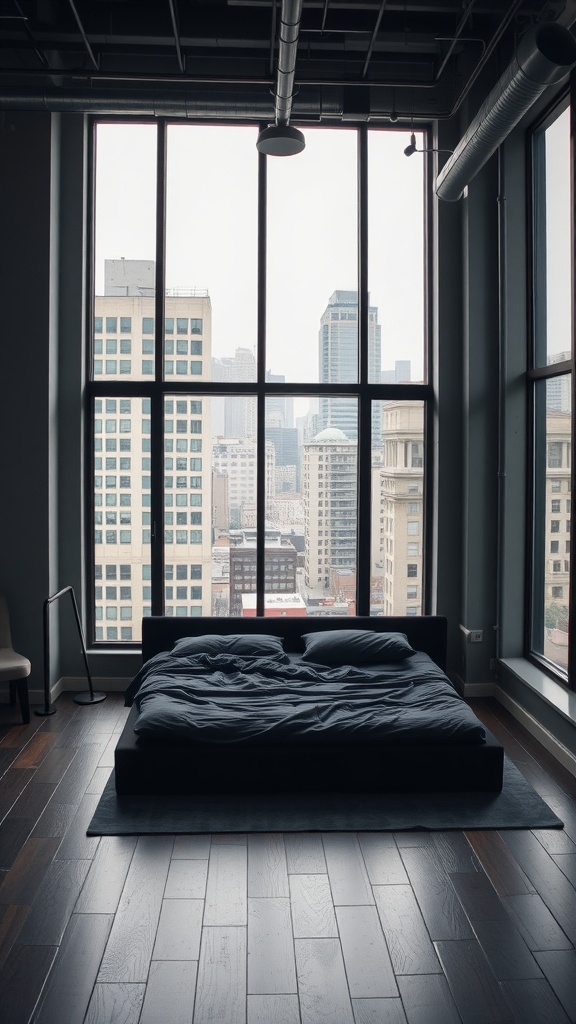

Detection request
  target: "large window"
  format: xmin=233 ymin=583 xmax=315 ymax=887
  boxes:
xmin=530 ymin=100 xmax=573 ymax=684
xmin=87 ymin=121 xmax=431 ymax=644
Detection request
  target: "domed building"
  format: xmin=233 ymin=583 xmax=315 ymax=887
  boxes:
xmin=303 ymin=426 xmax=357 ymax=593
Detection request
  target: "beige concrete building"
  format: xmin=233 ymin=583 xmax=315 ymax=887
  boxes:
xmin=372 ymin=401 xmax=425 ymax=616
xmin=212 ymin=438 xmax=275 ymax=529
xmin=93 ymin=261 xmax=213 ymax=641
xmin=303 ymin=427 xmax=357 ymax=593
xmin=543 ymin=408 xmax=571 ymax=669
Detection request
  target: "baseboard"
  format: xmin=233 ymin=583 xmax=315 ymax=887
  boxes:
xmin=451 ymin=674 xmax=495 ymax=698
xmin=28 ymin=676 xmax=131 ymax=706
xmin=495 ymin=685 xmax=576 ymax=779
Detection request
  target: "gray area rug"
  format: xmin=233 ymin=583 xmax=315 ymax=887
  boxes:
xmin=87 ymin=758 xmax=563 ymax=834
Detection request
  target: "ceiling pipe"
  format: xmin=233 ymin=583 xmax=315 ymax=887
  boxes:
xmin=436 ymin=22 xmax=576 ymax=202
xmin=257 ymin=0 xmax=305 ymax=155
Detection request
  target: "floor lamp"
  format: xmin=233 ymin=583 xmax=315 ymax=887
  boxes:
xmin=36 ymin=585 xmax=106 ymax=717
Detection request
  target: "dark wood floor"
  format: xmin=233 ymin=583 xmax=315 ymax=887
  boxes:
xmin=0 ymin=694 xmax=575 ymax=1024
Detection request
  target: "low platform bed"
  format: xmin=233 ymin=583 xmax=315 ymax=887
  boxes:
xmin=115 ymin=615 xmax=504 ymax=795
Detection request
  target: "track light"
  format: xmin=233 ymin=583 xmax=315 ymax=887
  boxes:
xmin=403 ymin=133 xmax=417 ymax=156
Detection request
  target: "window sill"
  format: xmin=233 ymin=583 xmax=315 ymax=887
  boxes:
xmin=498 ymin=657 xmax=576 ymax=774
xmin=499 ymin=657 xmax=576 ymax=728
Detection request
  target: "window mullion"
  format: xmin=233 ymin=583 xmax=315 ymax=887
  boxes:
xmin=151 ymin=120 xmax=167 ymax=615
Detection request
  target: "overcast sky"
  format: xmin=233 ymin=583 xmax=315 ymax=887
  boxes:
xmin=95 ymin=122 xmax=426 ymax=383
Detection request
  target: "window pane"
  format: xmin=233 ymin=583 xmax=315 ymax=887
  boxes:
xmin=531 ymin=378 xmax=571 ymax=675
xmin=371 ymin=400 xmax=425 ymax=615
xmin=266 ymin=129 xmax=357 ymax=382
xmin=93 ymin=123 xmax=157 ymax=382
xmin=533 ymin=106 xmax=571 ymax=368
xmin=165 ymin=125 xmax=257 ymax=376
xmin=368 ymin=130 xmax=425 ymax=384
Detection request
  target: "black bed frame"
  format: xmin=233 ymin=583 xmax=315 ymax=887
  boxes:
xmin=114 ymin=615 xmax=504 ymax=794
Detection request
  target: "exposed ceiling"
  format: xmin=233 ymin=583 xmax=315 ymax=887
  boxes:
xmin=0 ymin=1 xmax=574 ymax=120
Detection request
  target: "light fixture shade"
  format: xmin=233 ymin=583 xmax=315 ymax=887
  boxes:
xmin=256 ymin=124 xmax=306 ymax=156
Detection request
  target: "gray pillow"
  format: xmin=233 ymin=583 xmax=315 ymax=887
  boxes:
xmin=301 ymin=629 xmax=416 ymax=666
xmin=171 ymin=633 xmax=287 ymax=659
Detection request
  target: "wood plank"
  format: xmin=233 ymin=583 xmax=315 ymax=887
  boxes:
xmin=434 ymin=938 xmax=515 ymax=1023
xmin=203 ymin=843 xmax=247 ymax=926
xmin=74 ymin=835 xmax=137 ymax=914
xmin=0 ymin=903 xmax=29 ymax=971
xmin=97 ymin=836 xmax=173 ymax=983
xmin=247 ymin=897 xmax=296 ymax=995
xmin=503 ymin=892 xmax=574 ymax=952
xmin=152 ymin=898 xmax=203 ymax=960
xmin=85 ymin=765 xmax=113 ymax=795
xmin=84 ymin=983 xmax=146 ymax=1024
xmin=31 ymin=745 xmax=76 ymax=785
xmin=373 ymin=884 xmax=440 ymax=975
xmin=501 ymin=830 xmax=576 ymax=945
xmin=465 ymin=831 xmax=535 ymax=896
xmin=0 ymin=817 xmax=33 ymax=872
xmin=284 ymin=833 xmax=326 ymax=874
xmin=294 ymin=937 xmax=354 ymax=1024
xmin=53 ymin=792 xmax=101 ymax=860
xmin=396 ymin=974 xmax=463 ymax=1024
xmin=432 ymin=832 xmax=481 ymax=873
xmin=164 ymin=858 xmax=208 ymax=900
xmin=15 ymin=857 xmax=91 ymax=946
xmin=0 ymin=836 xmax=60 ymax=905
xmin=0 ymin=943 xmax=57 ymax=1024
xmin=322 ymin=833 xmax=374 ymax=905
xmin=357 ymin=833 xmax=408 ymax=885
xmin=30 ymin=801 xmax=78 ymax=840
xmin=12 ymin=733 xmax=57 ymax=768
xmin=352 ymin=998 xmax=408 ymax=1024
xmin=172 ymin=835 xmax=211 ymax=859
xmin=335 ymin=904 xmax=398 ymax=998
xmin=50 ymin=742 xmax=107 ymax=805
xmin=533 ymin=948 xmax=576 ymax=1020
xmin=194 ymin=926 xmax=246 ymax=1024
xmin=289 ymin=873 xmax=338 ymax=938
xmin=248 ymin=834 xmax=289 ymax=897
xmin=534 ymin=828 xmax=576 ymax=856
xmin=551 ymin=852 xmax=576 ymax=885
xmin=32 ymin=912 xmax=113 ymax=1024
xmin=470 ymin=919 xmax=544 ymax=981
xmin=400 ymin=846 xmax=474 ymax=941
xmin=449 ymin=870 xmax=509 ymax=923
xmin=500 ymin=978 xmax=572 ymax=1024
xmin=2 ymin=779 xmax=55 ymax=825
xmin=247 ymin=994 xmax=300 ymax=1024
xmin=139 ymin=960 xmax=198 ymax=1024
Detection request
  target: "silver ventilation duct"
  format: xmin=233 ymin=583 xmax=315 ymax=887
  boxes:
xmin=436 ymin=22 xmax=576 ymax=202
xmin=257 ymin=0 xmax=305 ymax=155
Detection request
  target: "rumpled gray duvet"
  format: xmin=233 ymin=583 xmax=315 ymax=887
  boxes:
xmin=125 ymin=650 xmax=487 ymax=746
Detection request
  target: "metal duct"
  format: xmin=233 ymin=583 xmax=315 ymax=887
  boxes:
xmin=0 ymin=84 xmax=329 ymax=119
xmin=436 ymin=22 xmax=576 ymax=202
xmin=275 ymin=0 xmax=303 ymax=126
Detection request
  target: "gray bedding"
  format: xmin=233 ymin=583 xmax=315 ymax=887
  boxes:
xmin=125 ymin=649 xmax=487 ymax=747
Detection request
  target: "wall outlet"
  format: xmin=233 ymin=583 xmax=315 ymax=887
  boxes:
xmin=469 ymin=630 xmax=483 ymax=643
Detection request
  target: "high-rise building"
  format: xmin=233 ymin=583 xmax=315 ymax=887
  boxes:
xmin=547 ymin=352 xmax=571 ymax=413
xmin=212 ymin=347 xmax=257 ymax=438
xmin=212 ymin=438 xmax=275 ymax=528
xmin=93 ymin=260 xmax=213 ymax=640
xmin=318 ymin=290 xmax=381 ymax=442
xmin=373 ymin=401 xmax=424 ymax=616
xmin=303 ymin=427 xmax=357 ymax=593
xmin=381 ymin=360 xmax=412 ymax=384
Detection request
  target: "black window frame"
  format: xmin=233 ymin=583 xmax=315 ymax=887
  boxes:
xmin=85 ymin=117 xmax=434 ymax=648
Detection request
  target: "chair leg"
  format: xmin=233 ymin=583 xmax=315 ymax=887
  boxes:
xmin=16 ymin=680 xmax=30 ymax=724
xmin=9 ymin=680 xmax=16 ymax=706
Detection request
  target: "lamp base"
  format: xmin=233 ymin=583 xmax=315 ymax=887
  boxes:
xmin=74 ymin=692 xmax=107 ymax=705
xmin=35 ymin=707 xmax=57 ymax=717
